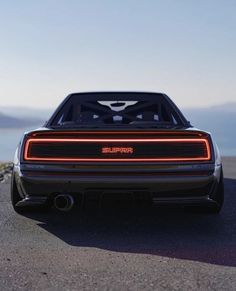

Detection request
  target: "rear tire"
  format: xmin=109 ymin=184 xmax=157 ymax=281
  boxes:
xmin=11 ymin=173 xmax=23 ymax=213
xmin=11 ymin=172 xmax=50 ymax=213
xmin=188 ymin=167 xmax=224 ymax=214
xmin=208 ymin=167 xmax=224 ymax=213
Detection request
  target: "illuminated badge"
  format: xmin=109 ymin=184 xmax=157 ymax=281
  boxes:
xmin=102 ymin=147 xmax=134 ymax=154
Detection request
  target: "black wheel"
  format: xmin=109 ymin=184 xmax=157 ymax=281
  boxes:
xmin=11 ymin=172 xmax=24 ymax=213
xmin=11 ymin=172 xmax=50 ymax=213
xmin=187 ymin=167 xmax=224 ymax=214
xmin=208 ymin=167 xmax=224 ymax=213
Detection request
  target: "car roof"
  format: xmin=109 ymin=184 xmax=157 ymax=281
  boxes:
xmin=67 ymin=91 xmax=167 ymax=101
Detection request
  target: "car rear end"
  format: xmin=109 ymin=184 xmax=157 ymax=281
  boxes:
xmin=12 ymin=92 xmax=223 ymax=212
xmin=14 ymin=128 xmax=221 ymax=208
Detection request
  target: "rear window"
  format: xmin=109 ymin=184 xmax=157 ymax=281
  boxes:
xmin=50 ymin=93 xmax=184 ymax=127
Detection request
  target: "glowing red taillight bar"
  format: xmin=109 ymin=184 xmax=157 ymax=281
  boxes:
xmin=24 ymin=138 xmax=211 ymax=162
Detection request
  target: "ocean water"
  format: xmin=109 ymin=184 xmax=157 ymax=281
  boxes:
xmin=0 ymin=127 xmax=235 ymax=162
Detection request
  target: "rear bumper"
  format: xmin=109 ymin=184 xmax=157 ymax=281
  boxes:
xmin=14 ymin=162 xmax=222 ymax=206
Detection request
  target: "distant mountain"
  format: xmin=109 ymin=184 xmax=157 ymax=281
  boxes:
xmin=0 ymin=112 xmax=43 ymax=128
xmin=183 ymin=102 xmax=236 ymax=113
xmin=205 ymin=102 xmax=236 ymax=112
xmin=183 ymin=108 xmax=236 ymax=134
xmin=0 ymin=106 xmax=53 ymax=120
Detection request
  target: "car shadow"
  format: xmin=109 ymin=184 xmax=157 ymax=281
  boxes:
xmin=25 ymin=178 xmax=236 ymax=267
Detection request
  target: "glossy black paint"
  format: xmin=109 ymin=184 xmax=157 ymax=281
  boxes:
xmin=11 ymin=92 xmax=223 ymax=212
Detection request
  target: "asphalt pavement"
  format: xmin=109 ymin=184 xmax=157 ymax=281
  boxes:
xmin=0 ymin=157 xmax=236 ymax=290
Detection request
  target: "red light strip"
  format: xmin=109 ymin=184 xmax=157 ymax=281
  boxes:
xmin=24 ymin=138 xmax=211 ymax=162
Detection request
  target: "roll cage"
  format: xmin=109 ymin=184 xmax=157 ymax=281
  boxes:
xmin=46 ymin=92 xmax=191 ymax=128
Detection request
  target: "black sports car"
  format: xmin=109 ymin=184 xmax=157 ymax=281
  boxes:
xmin=11 ymin=92 xmax=224 ymax=213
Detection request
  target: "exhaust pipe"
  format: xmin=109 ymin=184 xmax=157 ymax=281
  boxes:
xmin=54 ymin=194 xmax=74 ymax=212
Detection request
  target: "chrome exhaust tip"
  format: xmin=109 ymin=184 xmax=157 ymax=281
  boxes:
xmin=54 ymin=194 xmax=74 ymax=212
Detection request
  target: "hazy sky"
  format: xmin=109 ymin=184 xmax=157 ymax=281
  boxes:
xmin=0 ymin=0 xmax=235 ymax=109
